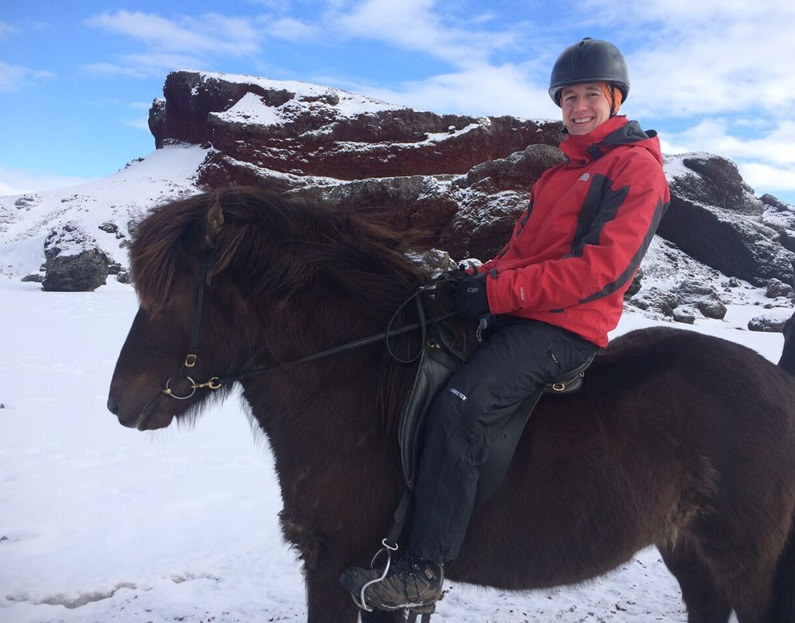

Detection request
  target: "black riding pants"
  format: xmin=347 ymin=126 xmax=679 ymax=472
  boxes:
xmin=408 ymin=316 xmax=599 ymax=564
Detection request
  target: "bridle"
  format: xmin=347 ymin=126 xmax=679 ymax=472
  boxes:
xmin=161 ymin=256 xmax=455 ymax=400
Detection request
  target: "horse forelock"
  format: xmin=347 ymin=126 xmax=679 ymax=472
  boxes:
xmin=128 ymin=200 xmax=190 ymax=311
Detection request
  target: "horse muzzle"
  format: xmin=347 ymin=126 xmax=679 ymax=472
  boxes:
xmin=107 ymin=387 xmax=176 ymax=431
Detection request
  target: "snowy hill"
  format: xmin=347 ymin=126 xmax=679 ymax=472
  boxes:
xmin=0 ymin=144 xmax=207 ymax=279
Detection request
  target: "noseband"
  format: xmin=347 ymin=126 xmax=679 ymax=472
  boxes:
xmin=161 ymin=255 xmax=454 ymax=400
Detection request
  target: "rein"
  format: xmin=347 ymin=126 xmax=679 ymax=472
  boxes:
xmin=161 ymin=258 xmax=455 ymax=400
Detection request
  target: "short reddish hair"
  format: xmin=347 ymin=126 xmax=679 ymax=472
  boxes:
xmin=599 ymin=82 xmax=623 ymax=115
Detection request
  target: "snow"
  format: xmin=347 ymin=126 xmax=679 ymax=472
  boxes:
xmin=215 ymin=91 xmax=283 ymax=127
xmin=0 ymin=272 xmax=787 ymax=622
xmin=199 ymin=70 xmax=402 ymax=128
xmin=662 ymin=152 xmax=719 ymax=180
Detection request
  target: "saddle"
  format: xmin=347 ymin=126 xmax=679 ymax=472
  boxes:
xmin=398 ymin=327 xmax=593 ymax=505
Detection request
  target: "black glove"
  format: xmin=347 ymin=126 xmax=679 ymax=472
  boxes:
xmin=453 ymin=274 xmax=490 ymax=319
xmin=434 ymin=266 xmax=469 ymax=282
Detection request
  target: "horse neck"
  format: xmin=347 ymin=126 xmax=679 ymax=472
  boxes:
xmin=243 ymin=289 xmax=408 ymax=430
xmin=240 ymin=343 xmax=409 ymax=506
xmin=229 ymin=256 xmax=447 ymax=491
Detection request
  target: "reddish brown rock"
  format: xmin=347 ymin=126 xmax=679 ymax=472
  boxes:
xmin=150 ymin=71 xmax=564 ymax=184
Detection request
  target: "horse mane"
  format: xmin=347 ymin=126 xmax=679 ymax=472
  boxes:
xmin=129 ymin=186 xmax=456 ymax=431
xmin=130 ymin=186 xmax=431 ymax=312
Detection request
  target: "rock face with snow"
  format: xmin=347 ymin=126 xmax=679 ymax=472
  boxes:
xmin=147 ymin=71 xmax=795 ymax=288
xmin=151 ymin=71 xmax=565 ymax=185
xmin=2 ymin=70 xmax=795 ymax=323
xmin=660 ymin=153 xmax=795 ymax=286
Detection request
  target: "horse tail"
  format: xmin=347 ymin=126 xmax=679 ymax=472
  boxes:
xmin=771 ymin=510 xmax=795 ymax=622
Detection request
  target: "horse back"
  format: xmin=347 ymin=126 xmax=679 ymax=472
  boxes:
xmin=451 ymin=325 xmax=795 ymax=590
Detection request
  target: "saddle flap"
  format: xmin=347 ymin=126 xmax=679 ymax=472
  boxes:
xmin=398 ymin=341 xmax=462 ymax=489
xmin=399 ymin=341 xmax=595 ymax=504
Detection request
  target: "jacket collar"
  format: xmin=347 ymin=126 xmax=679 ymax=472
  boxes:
xmin=561 ymin=116 xmax=651 ymax=165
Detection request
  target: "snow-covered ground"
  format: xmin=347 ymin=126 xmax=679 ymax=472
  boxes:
xmin=0 ymin=274 xmax=789 ymax=623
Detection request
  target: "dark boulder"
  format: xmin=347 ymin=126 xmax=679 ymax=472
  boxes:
xmin=42 ymin=223 xmax=110 ymax=292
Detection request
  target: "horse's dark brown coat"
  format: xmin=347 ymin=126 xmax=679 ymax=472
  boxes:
xmin=108 ymin=187 xmax=795 ymax=623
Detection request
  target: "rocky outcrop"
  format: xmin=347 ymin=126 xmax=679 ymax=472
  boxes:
xmin=630 ymin=279 xmax=728 ymax=321
xmin=659 ymin=154 xmax=795 ymax=286
xmin=145 ymin=71 xmax=795 ymax=291
xmin=151 ymin=71 xmax=564 ymax=184
xmin=283 ymin=144 xmax=565 ymax=260
xmin=42 ymin=222 xmax=110 ymax=292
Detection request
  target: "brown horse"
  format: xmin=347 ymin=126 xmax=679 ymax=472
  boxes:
xmin=108 ymin=186 xmax=795 ymax=623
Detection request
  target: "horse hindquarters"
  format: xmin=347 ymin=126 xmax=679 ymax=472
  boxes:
xmin=659 ymin=476 xmax=795 ymax=623
xmin=658 ymin=520 xmax=795 ymax=623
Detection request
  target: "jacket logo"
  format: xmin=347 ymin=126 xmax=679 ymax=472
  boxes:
xmin=449 ymin=388 xmax=468 ymax=401
xmin=579 ymin=173 xmax=590 ymax=182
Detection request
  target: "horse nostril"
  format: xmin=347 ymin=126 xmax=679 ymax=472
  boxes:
xmin=107 ymin=396 xmax=119 ymax=415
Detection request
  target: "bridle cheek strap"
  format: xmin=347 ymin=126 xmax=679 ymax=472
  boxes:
xmin=160 ymin=253 xmax=215 ymax=399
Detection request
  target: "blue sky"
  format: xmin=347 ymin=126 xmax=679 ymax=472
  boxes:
xmin=2 ymin=0 xmax=794 ymax=204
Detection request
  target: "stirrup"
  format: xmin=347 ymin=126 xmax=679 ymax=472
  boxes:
xmin=352 ymin=538 xmax=399 ymax=612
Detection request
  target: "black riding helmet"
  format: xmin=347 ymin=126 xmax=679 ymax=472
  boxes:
xmin=548 ymin=38 xmax=630 ymax=106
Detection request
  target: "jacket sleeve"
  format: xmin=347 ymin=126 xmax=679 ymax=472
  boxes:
xmin=486 ymin=154 xmax=669 ymax=314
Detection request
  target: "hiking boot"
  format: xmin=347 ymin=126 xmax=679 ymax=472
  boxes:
xmin=340 ymin=549 xmax=444 ymax=611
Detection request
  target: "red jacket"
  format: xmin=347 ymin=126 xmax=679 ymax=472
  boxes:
xmin=479 ymin=115 xmax=670 ymax=347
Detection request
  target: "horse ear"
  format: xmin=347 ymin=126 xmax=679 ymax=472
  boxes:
xmin=205 ymin=197 xmax=225 ymax=244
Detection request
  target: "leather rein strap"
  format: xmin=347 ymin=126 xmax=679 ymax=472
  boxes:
xmin=162 ymin=257 xmax=454 ymax=399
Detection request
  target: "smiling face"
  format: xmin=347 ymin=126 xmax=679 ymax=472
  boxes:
xmin=560 ymin=82 xmax=612 ymax=136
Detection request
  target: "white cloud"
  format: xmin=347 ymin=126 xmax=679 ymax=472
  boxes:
xmin=662 ymin=119 xmax=795 ymax=166
xmin=124 ymin=52 xmax=211 ymax=73
xmin=739 ymin=162 xmax=795 ymax=197
xmin=0 ymin=60 xmax=28 ymax=92
xmin=87 ymin=11 xmax=258 ymax=54
xmin=0 ymin=20 xmax=18 ymax=39
xmin=261 ymin=16 xmax=319 ymax=41
xmin=330 ymin=0 xmax=522 ymax=67
xmin=352 ymin=62 xmax=557 ymax=119
xmin=81 ymin=62 xmax=149 ymax=79
xmin=125 ymin=117 xmax=151 ymax=132
xmin=125 ymin=102 xmax=154 ymax=132
xmin=0 ymin=60 xmax=55 ymax=92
